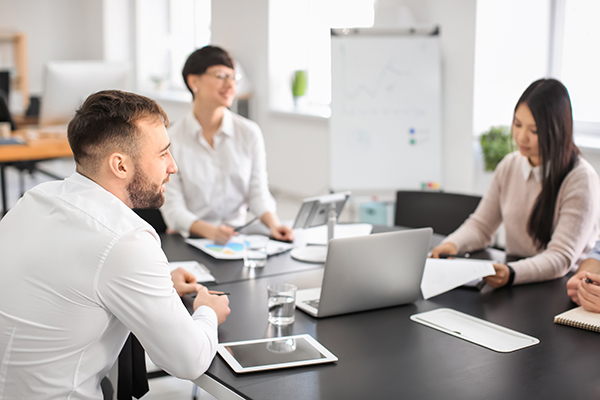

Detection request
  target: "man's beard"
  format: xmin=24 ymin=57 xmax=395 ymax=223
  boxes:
xmin=127 ymin=167 xmax=165 ymax=209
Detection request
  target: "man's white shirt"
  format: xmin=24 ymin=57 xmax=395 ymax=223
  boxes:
xmin=161 ymin=109 xmax=276 ymax=237
xmin=0 ymin=173 xmax=218 ymax=399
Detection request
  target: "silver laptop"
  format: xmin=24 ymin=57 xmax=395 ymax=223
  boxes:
xmin=296 ymin=228 xmax=432 ymax=318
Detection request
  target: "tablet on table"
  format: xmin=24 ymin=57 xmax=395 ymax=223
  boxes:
xmin=217 ymin=334 xmax=338 ymax=373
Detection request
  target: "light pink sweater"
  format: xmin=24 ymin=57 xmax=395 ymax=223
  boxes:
xmin=444 ymin=151 xmax=600 ymax=285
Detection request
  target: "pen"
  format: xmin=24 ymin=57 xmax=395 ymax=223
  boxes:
xmin=209 ymin=291 xmax=230 ymax=296
xmin=233 ymin=216 xmax=259 ymax=232
xmin=438 ymin=253 xmax=471 ymax=259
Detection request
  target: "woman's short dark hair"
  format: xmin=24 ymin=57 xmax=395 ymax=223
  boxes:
xmin=67 ymin=90 xmax=168 ymax=170
xmin=181 ymin=45 xmax=235 ymax=95
xmin=516 ymin=78 xmax=580 ymax=249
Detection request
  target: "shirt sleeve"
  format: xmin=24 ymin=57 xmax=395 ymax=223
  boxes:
xmin=246 ymin=124 xmax=276 ymax=219
xmin=442 ymin=159 xmax=506 ymax=252
xmin=96 ymin=229 xmax=218 ymax=380
xmin=161 ymin=170 xmax=198 ymax=238
xmin=508 ymin=165 xmax=600 ymax=285
xmin=586 ymin=240 xmax=600 ymax=262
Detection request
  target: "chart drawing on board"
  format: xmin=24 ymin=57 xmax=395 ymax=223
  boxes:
xmin=330 ymin=34 xmax=442 ymax=191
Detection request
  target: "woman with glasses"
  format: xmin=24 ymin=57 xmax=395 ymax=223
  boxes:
xmin=161 ymin=46 xmax=294 ymax=244
xmin=431 ymin=79 xmax=600 ymax=288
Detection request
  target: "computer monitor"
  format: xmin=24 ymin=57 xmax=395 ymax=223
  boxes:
xmin=0 ymin=71 xmax=9 ymax=103
xmin=291 ymin=191 xmax=351 ymax=263
xmin=39 ymin=61 xmax=130 ymax=126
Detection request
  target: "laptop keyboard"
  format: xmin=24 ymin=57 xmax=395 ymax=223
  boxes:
xmin=306 ymin=299 xmax=320 ymax=309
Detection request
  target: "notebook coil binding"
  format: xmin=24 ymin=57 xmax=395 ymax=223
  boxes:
xmin=554 ymin=317 xmax=600 ymax=333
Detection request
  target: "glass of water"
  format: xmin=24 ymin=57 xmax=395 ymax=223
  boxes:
xmin=267 ymin=283 xmax=297 ymax=326
xmin=243 ymin=235 xmax=269 ymax=268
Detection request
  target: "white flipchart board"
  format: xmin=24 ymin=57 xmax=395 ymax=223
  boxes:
xmin=330 ymin=33 xmax=442 ymax=191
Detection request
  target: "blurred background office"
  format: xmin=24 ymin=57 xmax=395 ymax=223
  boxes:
xmin=1 ymin=0 xmax=599 ymax=213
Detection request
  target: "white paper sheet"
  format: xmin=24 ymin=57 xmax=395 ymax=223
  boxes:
xmin=420 ymin=258 xmax=496 ymax=300
xmin=297 ymin=223 xmax=373 ymax=245
xmin=169 ymin=261 xmax=216 ymax=283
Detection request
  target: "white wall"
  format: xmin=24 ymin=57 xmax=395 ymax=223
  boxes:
xmin=399 ymin=0 xmax=477 ymax=194
xmin=211 ymin=0 xmax=479 ymax=197
xmin=0 ymin=0 xmax=104 ymax=95
xmin=0 ymin=0 xmax=479 ymax=198
xmin=472 ymin=0 xmax=550 ymax=138
xmin=211 ymin=0 xmax=331 ymax=197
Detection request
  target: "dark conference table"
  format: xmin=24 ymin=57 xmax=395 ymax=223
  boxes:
xmin=160 ymin=230 xmax=600 ymax=399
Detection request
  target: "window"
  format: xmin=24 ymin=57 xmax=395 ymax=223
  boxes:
xmin=135 ymin=0 xmax=211 ymax=93
xmin=473 ymin=0 xmax=600 ymax=140
xmin=472 ymin=0 xmax=551 ymax=138
xmin=552 ymin=0 xmax=600 ymax=133
xmin=268 ymin=0 xmax=374 ymax=117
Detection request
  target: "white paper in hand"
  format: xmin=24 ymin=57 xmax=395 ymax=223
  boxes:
xmin=169 ymin=261 xmax=216 ymax=283
xmin=420 ymin=258 xmax=495 ymax=300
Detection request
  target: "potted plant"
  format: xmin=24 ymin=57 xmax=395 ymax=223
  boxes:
xmin=291 ymin=70 xmax=307 ymax=108
xmin=480 ymin=125 xmax=513 ymax=171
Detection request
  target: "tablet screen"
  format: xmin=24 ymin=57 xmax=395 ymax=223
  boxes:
xmin=223 ymin=336 xmax=327 ymax=368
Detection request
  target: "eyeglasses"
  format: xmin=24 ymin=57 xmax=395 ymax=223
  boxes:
xmin=205 ymin=70 xmax=242 ymax=82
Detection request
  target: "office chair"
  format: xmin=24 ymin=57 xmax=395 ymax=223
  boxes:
xmin=394 ymin=190 xmax=482 ymax=236
xmin=133 ymin=208 xmax=167 ymax=233
xmin=0 ymin=90 xmax=15 ymax=131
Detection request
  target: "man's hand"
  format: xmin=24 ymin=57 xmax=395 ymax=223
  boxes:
xmin=193 ymin=287 xmax=231 ymax=324
xmin=170 ymin=267 xmax=201 ymax=297
xmin=270 ymin=225 xmax=294 ymax=242
xmin=430 ymin=242 xmax=458 ymax=258
xmin=483 ymin=263 xmax=510 ymax=288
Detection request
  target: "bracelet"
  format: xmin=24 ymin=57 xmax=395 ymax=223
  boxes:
xmin=506 ymin=264 xmax=516 ymax=287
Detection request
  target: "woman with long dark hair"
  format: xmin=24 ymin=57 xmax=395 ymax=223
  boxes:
xmin=431 ymin=79 xmax=600 ymax=288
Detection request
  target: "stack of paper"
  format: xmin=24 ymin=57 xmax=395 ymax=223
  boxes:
xmin=169 ymin=261 xmax=216 ymax=283
xmin=297 ymin=223 xmax=373 ymax=245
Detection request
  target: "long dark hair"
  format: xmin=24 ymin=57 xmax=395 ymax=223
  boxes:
xmin=517 ymin=79 xmax=579 ymax=249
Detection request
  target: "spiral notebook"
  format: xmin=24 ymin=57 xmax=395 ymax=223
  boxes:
xmin=554 ymin=306 xmax=600 ymax=333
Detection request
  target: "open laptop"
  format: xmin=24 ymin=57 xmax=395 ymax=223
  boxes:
xmin=296 ymin=228 xmax=432 ymax=318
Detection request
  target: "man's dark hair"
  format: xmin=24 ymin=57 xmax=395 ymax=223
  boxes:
xmin=181 ymin=45 xmax=235 ymax=96
xmin=67 ymin=90 xmax=169 ymax=171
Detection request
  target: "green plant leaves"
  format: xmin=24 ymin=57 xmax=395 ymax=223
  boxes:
xmin=480 ymin=125 xmax=514 ymax=171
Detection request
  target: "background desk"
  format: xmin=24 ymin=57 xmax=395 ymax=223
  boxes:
xmin=0 ymin=130 xmax=71 ymax=215
xmin=160 ymin=230 xmax=600 ymax=399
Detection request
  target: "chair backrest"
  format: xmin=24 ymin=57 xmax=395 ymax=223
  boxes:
xmin=394 ymin=191 xmax=482 ymax=236
xmin=133 ymin=208 xmax=167 ymax=233
xmin=0 ymin=90 xmax=15 ymax=131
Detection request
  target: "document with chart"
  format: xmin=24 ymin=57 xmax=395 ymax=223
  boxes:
xmin=186 ymin=237 xmax=294 ymax=260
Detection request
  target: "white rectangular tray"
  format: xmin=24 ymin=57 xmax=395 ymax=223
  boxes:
xmin=410 ymin=308 xmax=540 ymax=353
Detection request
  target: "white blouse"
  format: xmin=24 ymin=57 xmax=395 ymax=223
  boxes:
xmin=161 ymin=109 xmax=276 ymax=237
